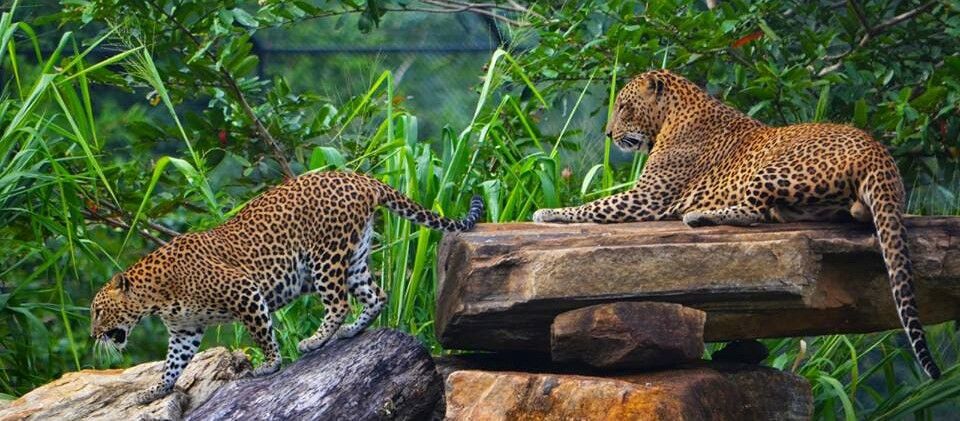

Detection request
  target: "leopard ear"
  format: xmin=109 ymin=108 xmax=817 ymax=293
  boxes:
xmin=116 ymin=273 xmax=131 ymax=293
xmin=647 ymin=78 xmax=665 ymax=99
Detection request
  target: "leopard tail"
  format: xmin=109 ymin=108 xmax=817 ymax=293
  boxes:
xmin=376 ymin=182 xmax=484 ymax=232
xmin=860 ymin=166 xmax=941 ymax=379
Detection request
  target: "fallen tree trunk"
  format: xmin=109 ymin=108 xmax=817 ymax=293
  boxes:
xmin=186 ymin=329 xmax=441 ymax=421
xmin=0 ymin=347 xmax=250 ymax=420
xmin=436 ymin=218 xmax=960 ymax=352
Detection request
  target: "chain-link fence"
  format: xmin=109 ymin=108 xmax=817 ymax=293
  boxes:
xmin=254 ymin=12 xmax=508 ymax=138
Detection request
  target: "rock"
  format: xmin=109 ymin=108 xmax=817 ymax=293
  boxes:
xmin=436 ymin=218 xmax=960 ymax=352
xmin=550 ymin=302 xmax=705 ymax=369
xmin=712 ymin=339 xmax=769 ymax=364
xmin=186 ymin=329 xmax=441 ymax=421
xmin=444 ymin=364 xmax=811 ymax=421
xmin=433 ymin=352 xmax=603 ymax=421
xmin=0 ymin=347 xmax=250 ymax=421
xmin=714 ymin=363 xmax=812 ymax=420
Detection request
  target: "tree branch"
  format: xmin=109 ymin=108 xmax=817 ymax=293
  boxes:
xmin=818 ymin=0 xmax=940 ymax=76
xmin=871 ymin=0 xmax=939 ymax=33
xmin=409 ymin=0 xmax=529 ymax=25
xmin=94 ymin=200 xmax=182 ymax=238
xmin=143 ymin=0 xmax=295 ymax=179
xmin=82 ymin=209 xmax=170 ymax=247
xmin=267 ymin=2 xmax=535 ymax=30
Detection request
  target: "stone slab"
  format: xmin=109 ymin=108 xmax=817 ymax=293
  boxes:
xmin=436 ymin=218 xmax=960 ymax=352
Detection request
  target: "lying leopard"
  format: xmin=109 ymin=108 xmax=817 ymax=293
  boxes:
xmin=91 ymin=171 xmax=484 ymax=404
xmin=533 ymin=69 xmax=940 ymax=379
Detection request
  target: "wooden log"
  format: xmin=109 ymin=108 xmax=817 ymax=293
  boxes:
xmin=186 ymin=329 xmax=441 ymax=421
xmin=0 ymin=347 xmax=250 ymax=420
xmin=436 ymin=218 xmax=960 ymax=352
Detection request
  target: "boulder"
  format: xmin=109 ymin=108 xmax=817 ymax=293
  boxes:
xmin=186 ymin=329 xmax=441 ymax=421
xmin=444 ymin=364 xmax=811 ymax=420
xmin=550 ymin=302 xmax=705 ymax=369
xmin=0 ymin=347 xmax=250 ymax=421
xmin=436 ymin=218 xmax=960 ymax=352
xmin=717 ymin=363 xmax=812 ymax=420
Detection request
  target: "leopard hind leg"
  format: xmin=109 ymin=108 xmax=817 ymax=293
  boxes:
xmin=684 ymin=161 xmax=859 ymax=228
xmin=297 ymin=251 xmax=350 ymax=354
xmin=337 ymin=219 xmax=386 ymax=339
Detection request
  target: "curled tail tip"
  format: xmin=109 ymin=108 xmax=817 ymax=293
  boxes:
xmin=923 ymin=357 xmax=942 ymax=380
xmin=470 ymin=195 xmax=484 ymax=213
xmin=456 ymin=195 xmax=485 ymax=232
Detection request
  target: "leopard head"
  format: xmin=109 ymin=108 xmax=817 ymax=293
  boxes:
xmin=605 ymin=70 xmax=674 ymax=153
xmin=90 ymin=273 xmax=143 ymax=352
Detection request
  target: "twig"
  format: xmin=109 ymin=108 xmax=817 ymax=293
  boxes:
xmin=872 ymin=1 xmax=939 ymax=33
xmin=143 ymin=0 xmax=295 ymax=179
xmin=269 ymin=2 xmax=534 ymax=29
xmin=818 ymin=0 xmax=940 ymax=76
xmin=95 ymin=200 xmax=182 ymax=238
xmin=82 ymin=209 xmax=170 ymax=246
xmin=421 ymin=0 xmax=540 ymax=17
xmin=413 ymin=0 xmax=527 ymax=25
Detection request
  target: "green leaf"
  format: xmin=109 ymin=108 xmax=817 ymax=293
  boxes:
xmin=911 ymin=87 xmax=947 ymax=112
xmin=232 ymin=8 xmax=258 ymax=27
xmin=814 ymin=84 xmax=830 ymax=122
xmin=818 ymin=375 xmax=857 ymax=421
xmin=853 ymin=99 xmax=868 ymax=128
xmin=757 ymin=18 xmax=780 ymax=42
xmin=309 ymin=147 xmax=346 ymax=170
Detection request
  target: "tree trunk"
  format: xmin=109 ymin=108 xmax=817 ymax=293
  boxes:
xmin=186 ymin=329 xmax=441 ymax=421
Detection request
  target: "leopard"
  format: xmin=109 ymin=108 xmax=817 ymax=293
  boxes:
xmin=90 ymin=171 xmax=484 ymax=404
xmin=533 ymin=69 xmax=941 ymax=379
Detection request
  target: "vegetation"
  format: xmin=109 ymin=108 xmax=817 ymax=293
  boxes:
xmin=1 ymin=0 xmax=958 ymax=418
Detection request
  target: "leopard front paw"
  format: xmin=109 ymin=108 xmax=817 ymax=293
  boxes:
xmin=135 ymin=387 xmax=171 ymax=405
xmin=297 ymin=337 xmax=329 ymax=354
xmin=335 ymin=326 xmax=363 ymax=340
xmin=532 ymin=209 xmax=564 ymax=223
xmin=682 ymin=211 xmax=717 ymax=228
xmin=250 ymin=359 xmax=280 ymax=377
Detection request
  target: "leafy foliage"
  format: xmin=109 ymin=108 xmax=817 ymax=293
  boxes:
xmin=1 ymin=0 xmax=958 ymax=418
xmin=520 ymin=0 xmax=960 ymax=212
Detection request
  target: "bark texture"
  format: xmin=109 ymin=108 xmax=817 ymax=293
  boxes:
xmin=0 ymin=347 xmax=249 ymax=421
xmin=186 ymin=329 xmax=441 ymax=421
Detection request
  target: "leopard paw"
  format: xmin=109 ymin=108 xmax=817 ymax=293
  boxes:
xmin=532 ymin=209 xmax=562 ymax=223
xmin=135 ymin=387 xmax=171 ymax=405
xmin=250 ymin=359 xmax=280 ymax=377
xmin=682 ymin=211 xmax=717 ymax=228
xmin=335 ymin=326 xmax=363 ymax=340
xmin=297 ymin=337 xmax=329 ymax=354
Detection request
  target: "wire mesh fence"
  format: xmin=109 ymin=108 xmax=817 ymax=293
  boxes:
xmin=254 ymin=11 xmax=506 ymax=138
